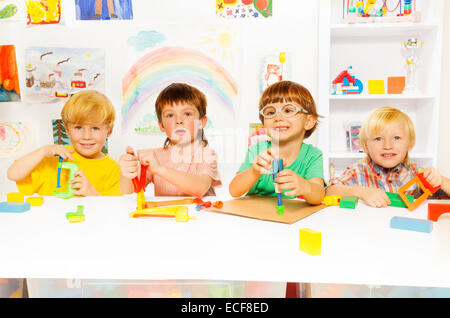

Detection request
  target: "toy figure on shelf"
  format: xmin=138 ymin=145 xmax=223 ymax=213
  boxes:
xmin=343 ymin=0 xmax=421 ymax=23
xmin=401 ymin=37 xmax=423 ymax=94
xmin=331 ymin=66 xmax=363 ymax=95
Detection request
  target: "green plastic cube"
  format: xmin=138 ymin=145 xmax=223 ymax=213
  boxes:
xmin=339 ymin=196 xmax=358 ymax=209
xmin=386 ymin=192 xmax=414 ymax=208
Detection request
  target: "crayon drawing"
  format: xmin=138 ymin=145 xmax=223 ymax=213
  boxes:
xmin=0 ymin=0 xmax=19 ymax=21
xmin=123 ymin=26 xmax=239 ymax=135
xmin=24 ymin=47 xmax=105 ymax=103
xmin=0 ymin=122 xmax=34 ymax=158
xmin=25 ymin=0 xmax=62 ymax=25
xmin=75 ymin=0 xmax=133 ymax=20
xmin=216 ymin=0 xmax=272 ymax=19
xmin=0 ymin=45 xmax=20 ymax=102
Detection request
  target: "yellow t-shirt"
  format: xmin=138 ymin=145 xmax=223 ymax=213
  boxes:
xmin=16 ymin=147 xmax=122 ymax=196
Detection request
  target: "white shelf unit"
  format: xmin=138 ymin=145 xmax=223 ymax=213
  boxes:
xmin=318 ymin=0 xmax=444 ymax=182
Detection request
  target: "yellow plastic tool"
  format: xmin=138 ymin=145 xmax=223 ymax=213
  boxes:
xmin=130 ymin=206 xmax=196 ymax=222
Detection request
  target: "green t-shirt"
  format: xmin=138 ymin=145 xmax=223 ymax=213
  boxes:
xmin=238 ymin=141 xmax=324 ymax=199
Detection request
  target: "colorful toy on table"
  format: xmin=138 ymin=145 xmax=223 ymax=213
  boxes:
xmin=386 ymin=192 xmax=413 ymax=208
xmin=193 ymin=198 xmax=222 ymax=211
xmin=66 ymin=205 xmax=85 ymax=223
xmin=145 ymin=198 xmax=194 ymax=209
xmin=390 ymin=216 xmax=433 ymax=233
xmin=6 ymin=192 xmax=24 ymax=203
xmin=324 ymin=195 xmax=342 ymax=206
xmin=339 ymin=196 xmax=358 ymax=209
xmin=398 ymin=170 xmax=441 ymax=211
xmin=428 ymin=203 xmax=450 ymax=222
xmin=25 ymin=196 xmax=44 ymax=207
xmin=299 ymin=228 xmax=321 ymax=256
xmin=53 ymin=154 xmax=80 ymax=199
xmin=272 ymin=158 xmax=284 ymax=216
xmin=331 ymin=66 xmax=363 ymax=95
xmin=0 ymin=202 xmax=30 ymax=213
xmin=129 ymin=162 xmax=195 ymax=223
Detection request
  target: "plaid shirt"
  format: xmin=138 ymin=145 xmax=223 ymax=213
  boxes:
xmin=329 ymin=160 xmax=431 ymax=197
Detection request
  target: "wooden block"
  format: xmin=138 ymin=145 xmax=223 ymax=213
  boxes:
xmin=428 ymin=203 xmax=450 ymax=222
xmin=390 ymin=216 xmax=433 ymax=233
xmin=368 ymin=80 xmax=385 ymax=94
xmin=25 ymin=196 xmax=44 ymax=207
xmin=299 ymin=228 xmax=321 ymax=256
xmin=387 ymin=76 xmax=405 ymax=94
xmin=386 ymin=192 xmax=413 ymax=208
xmin=339 ymin=196 xmax=358 ymax=209
xmin=6 ymin=192 xmax=24 ymax=203
xmin=0 ymin=202 xmax=31 ymax=213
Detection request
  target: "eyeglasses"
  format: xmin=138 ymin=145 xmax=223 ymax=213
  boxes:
xmin=259 ymin=104 xmax=309 ymax=119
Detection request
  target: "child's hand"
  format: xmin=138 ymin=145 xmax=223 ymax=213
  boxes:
xmin=252 ymin=149 xmax=273 ymax=175
xmin=42 ymin=145 xmax=74 ymax=160
xmin=275 ymin=169 xmax=310 ymax=197
xmin=360 ymin=187 xmax=390 ymax=208
xmin=137 ymin=149 xmax=161 ymax=174
xmin=422 ymin=167 xmax=443 ymax=188
xmin=70 ymin=170 xmax=100 ymax=196
xmin=118 ymin=146 xmax=140 ymax=179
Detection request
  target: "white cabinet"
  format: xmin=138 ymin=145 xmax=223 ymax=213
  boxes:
xmin=318 ymin=0 xmax=444 ymax=182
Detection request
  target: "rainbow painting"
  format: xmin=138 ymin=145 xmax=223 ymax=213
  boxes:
xmin=122 ymin=46 xmax=238 ymax=132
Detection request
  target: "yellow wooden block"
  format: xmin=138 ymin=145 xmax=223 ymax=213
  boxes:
xmin=368 ymin=80 xmax=385 ymax=94
xmin=324 ymin=195 xmax=342 ymax=206
xmin=299 ymin=228 xmax=321 ymax=256
xmin=7 ymin=192 xmax=24 ymax=203
xmin=25 ymin=196 xmax=44 ymax=207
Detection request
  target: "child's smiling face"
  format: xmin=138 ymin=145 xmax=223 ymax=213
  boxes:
xmin=66 ymin=122 xmax=111 ymax=159
xmin=366 ymin=122 xmax=413 ymax=168
xmin=158 ymin=102 xmax=207 ymax=146
xmin=262 ymin=102 xmax=316 ymax=143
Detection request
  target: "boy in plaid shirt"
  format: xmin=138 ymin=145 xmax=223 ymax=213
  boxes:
xmin=326 ymin=107 xmax=450 ymax=208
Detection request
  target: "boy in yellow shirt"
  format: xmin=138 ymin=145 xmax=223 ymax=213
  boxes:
xmin=7 ymin=90 xmax=121 ymax=196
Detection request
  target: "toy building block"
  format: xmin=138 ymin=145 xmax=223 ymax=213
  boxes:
xmin=7 ymin=192 xmax=24 ymax=203
xmin=386 ymin=192 xmax=413 ymax=208
xmin=25 ymin=196 xmax=44 ymax=207
xmin=53 ymin=162 xmax=80 ymax=199
xmin=387 ymin=76 xmax=406 ymax=94
xmin=368 ymin=80 xmax=385 ymax=94
xmin=428 ymin=203 xmax=450 ymax=222
xmin=390 ymin=216 xmax=433 ymax=233
xmin=0 ymin=202 xmax=31 ymax=213
xmin=299 ymin=228 xmax=321 ymax=256
xmin=398 ymin=171 xmax=441 ymax=211
xmin=66 ymin=205 xmax=85 ymax=223
xmin=324 ymin=195 xmax=342 ymax=206
xmin=339 ymin=196 xmax=358 ymax=209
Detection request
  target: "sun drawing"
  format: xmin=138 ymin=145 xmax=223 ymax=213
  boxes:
xmin=199 ymin=25 xmax=238 ymax=65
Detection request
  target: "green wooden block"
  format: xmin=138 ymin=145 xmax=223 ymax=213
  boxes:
xmin=339 ymin=196 xmax=358 ymax=209
xmin=386 ymin=192 xmax=414 ymax=208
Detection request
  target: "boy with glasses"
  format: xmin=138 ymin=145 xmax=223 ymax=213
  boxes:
xmin=229 ymin=81 xmax=325 ymax=205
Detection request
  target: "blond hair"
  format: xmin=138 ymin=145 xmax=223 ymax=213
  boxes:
xmin=259 ymin=81 xmax=321 ymax=139
xmin=360 ymin=106 xmax=415 ymax=165
xmin=61 ymin=90 xmax=115 ymax=130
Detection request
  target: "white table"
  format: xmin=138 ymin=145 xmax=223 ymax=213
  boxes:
xmin=1 ymin=195 xmax=450 ymax=289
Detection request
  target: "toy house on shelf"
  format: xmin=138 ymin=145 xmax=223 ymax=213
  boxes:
xmin=331 ymin=66 xmax=363 ymax=95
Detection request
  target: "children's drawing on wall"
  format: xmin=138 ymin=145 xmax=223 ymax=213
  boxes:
xmin=0 ymin=45 xmax=20 ymax=102
xmin=216 ymin=0 xmax=272 ymax=18
xmin=0 ymin=0 xmax=19 ymax=21
xmin=75 ymin=0 xmax=133 ymax=20
xmin=123 ymin=25 xmax=239 ymax=136
xmin=0 ymin=122 xmax=34 ymax=158
xmin=258 ymin=52 xmax=289 ymax=95
xmin=26 ymin=0 xmax=63 ymax=26
xmin=24 ymin=47 xmax=105 ymax=103
xmin=52 ymin=119 xmax=108 ymax=154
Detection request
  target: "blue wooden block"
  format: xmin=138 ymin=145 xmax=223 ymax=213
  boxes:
xmin=390 ymin=216 xmax=433 ymax=233
xmin=0 ymin=202 xmax=31 ymax=213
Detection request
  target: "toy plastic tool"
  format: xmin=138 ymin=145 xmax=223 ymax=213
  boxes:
xmin=272 ymin=158 xmax=284 ymax=216
xmin=53 ymin=161 xmax=80 ymax=199
xmin=133 ymin=163 xmax=148 ymax=210
xmin=54 ymin=155 xmax=63 ymax=188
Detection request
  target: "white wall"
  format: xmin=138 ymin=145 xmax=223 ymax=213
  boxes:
xmin=438 ymin=0 xmax=450 ymax=177
xmin=0 ymin=0 xmax=319 ymax=196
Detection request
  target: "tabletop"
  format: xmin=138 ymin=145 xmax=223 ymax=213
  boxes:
xmin=1 ymin=194 xmax=450 ymax=288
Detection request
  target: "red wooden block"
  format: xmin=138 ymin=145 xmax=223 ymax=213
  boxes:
xmin=428 ymin=203 xmax=450 ymax=222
